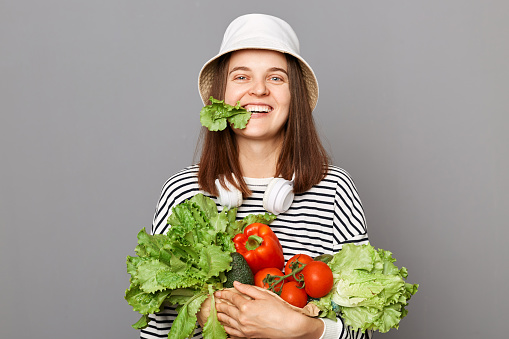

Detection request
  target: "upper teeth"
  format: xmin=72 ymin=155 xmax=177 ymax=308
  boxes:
xmin=245 ymin=105 xmax=272 ymax=113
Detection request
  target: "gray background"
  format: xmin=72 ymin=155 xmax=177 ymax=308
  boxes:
xmin=1 ymin=0 xmax=507 ymax=338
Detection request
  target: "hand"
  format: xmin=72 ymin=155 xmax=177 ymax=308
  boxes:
xmin=214 ymin=281 xmax=324 ymax=339
xmin=197 ymin=290 xmax=248 ymax=338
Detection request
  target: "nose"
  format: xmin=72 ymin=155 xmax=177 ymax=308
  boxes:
xmin=249 ymin=79 xmax=269 ymax=96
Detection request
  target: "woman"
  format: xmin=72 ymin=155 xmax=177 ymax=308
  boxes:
xmin=144 ymin=14 xmax=371 ymax=339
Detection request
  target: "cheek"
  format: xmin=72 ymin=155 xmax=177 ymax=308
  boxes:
xmin=280 ymin=91 xmax=291 ymax=116
xmin=224 ymin=85 xmax=241 ymax=106
xmin=279 ymin=87 xmax=291 ymax=108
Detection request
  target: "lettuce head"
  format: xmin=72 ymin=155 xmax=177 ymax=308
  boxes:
xmin=315 ymin=243 xmax=419 ymax=333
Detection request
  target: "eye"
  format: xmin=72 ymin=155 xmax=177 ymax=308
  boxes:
xmin=233 ymin=75 xmax=247 ymax=81
xmin=269 ymin=76 xmax=283 ymax=81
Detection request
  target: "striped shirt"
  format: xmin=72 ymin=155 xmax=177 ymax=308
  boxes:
xmin=142 ymin=164 xmax=372 ymax=339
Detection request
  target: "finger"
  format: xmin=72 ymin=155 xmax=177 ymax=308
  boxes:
xmin=215 ymin=298 xmax=241 ymax=320
xmin=216 ymin=287 xmax=251 ymax=300
xmin=222 ymin=324 xmax=245 ymax=339
xmin=233 ymin=281 xmax=273 ymax=300
xmin=217 ymin=312 xmax=245 ymax=338
xmin=216 ymin=288 xmax=252 ymax=308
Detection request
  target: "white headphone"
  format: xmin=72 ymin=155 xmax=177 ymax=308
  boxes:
xmin=215 ymin=175 xmax=294 ymax=215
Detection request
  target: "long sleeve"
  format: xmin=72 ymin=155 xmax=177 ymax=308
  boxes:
xmin=331 ymin=167 xmax=369 ymax=250
xmin=317 ymin=167 xmax=372 ymax=339
xmin=320 ymin=318 xmax=373 ymax=339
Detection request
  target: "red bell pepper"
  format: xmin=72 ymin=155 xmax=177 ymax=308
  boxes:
xmin=233 ymin=223 xmax=285 ymax=274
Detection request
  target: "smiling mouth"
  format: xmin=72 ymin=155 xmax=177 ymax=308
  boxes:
xmin=244 ymin=104 xmax=273 ymax=113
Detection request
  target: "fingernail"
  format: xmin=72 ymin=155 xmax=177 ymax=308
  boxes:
xmin=215 ymin=291 xmax=222 ymax=298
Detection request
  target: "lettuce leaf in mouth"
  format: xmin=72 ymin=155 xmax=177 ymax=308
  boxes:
xmin=200 ymin=96 xmax=251 ymax=131
xmin=311 ymin=243 xmax=419 ymax=333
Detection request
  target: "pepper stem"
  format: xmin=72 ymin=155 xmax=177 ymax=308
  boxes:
xmin=245 ymin=235 xmax=264 ymax=251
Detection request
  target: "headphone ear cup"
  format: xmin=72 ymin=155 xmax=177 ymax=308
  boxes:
xmin=215 ymin=178 xmax=243 ymax=209
xmin=263 ymin=178 xmax=294 ymax=215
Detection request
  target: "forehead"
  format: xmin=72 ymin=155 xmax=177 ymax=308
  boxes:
xmin=228 ymin=49 xmax=287 ymax=70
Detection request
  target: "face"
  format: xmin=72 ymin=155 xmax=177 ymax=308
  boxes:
xmin=224 ymin=49 xmax=291 ymax=142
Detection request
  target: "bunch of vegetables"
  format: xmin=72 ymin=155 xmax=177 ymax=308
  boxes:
xmin=125 ymin=193 xmax=418 ymax=338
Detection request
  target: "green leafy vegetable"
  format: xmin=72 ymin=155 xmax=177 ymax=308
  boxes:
xmin=170 ymin=292 xmax=208 ymax=338
xmin=203 ymin=285 xmax=228 ymax=339
xmin=311 ymin=243 xmax=419 ymax=333
xmin=200 ymin=96 xmax=251 ymax=131
xmin=125 ymin=193 xmax=275 ymax=338
xmin=240 ymin=212 xmax=277 ymax=229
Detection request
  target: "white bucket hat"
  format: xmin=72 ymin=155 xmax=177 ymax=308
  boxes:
xmin=198 ymin=13 xmax=319 ymax=111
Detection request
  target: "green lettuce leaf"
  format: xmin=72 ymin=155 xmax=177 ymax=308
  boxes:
xmin=229 ymin=212 xmax=278 ymax=236
xmin=209 ymin=209 xmax=229 ymax=234
xmin=134 ymin=229 xmax=174 ymax=264
xmin=197 ymin=244 xmax=234 ymax=279
xmin=169 ymin=293 xmax=208 ymax=339
xmin=125 ymin=284 xmax=172 ymax=315
xmin=165 ymin=288 xmax=199 ymax=306
xmin=190 ymin=193 xmax=219 ymax=220
xmin=203 ymin=285 xmax=227 ymax=339
xmin=310 ymin=293 xmax=337 ymax=320
xmin=155 ymin=268 xmax=204 ymax=290
xmin=135 ymin=259 xmax=173 ymax=293
xmin=132 ymin=314 xmax=150 ymax=329
xmin=328 ymin=242 xmax=376 ymax=273
xmin=241 ymin=212 xmax=277 ymax=229
xmin=200 ymin=97 xmax=251 ymax=131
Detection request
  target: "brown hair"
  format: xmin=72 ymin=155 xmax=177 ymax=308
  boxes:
xmin=196 ymin=52 xmax=330 ymax=197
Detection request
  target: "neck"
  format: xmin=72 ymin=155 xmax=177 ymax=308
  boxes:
xmin=236 ymin=137 xmax=283 ymax=178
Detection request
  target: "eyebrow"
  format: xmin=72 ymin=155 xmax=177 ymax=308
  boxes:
xmin=229 ymin=66 xmax=288 ymax=75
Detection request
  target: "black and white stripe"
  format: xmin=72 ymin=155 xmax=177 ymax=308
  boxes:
xmin=143 ymin=164 xmax=371 ymax=339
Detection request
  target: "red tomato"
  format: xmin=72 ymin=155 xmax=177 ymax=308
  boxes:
xmin=302 ymin=261 xmax=334 ymax=298
xmin=254 ymin=267 xmax=284 ymax=293
xmin=280 ymin=281 xmax=308 ymax=308
xmin=284 ymin=254 xmax=313 ymax=283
